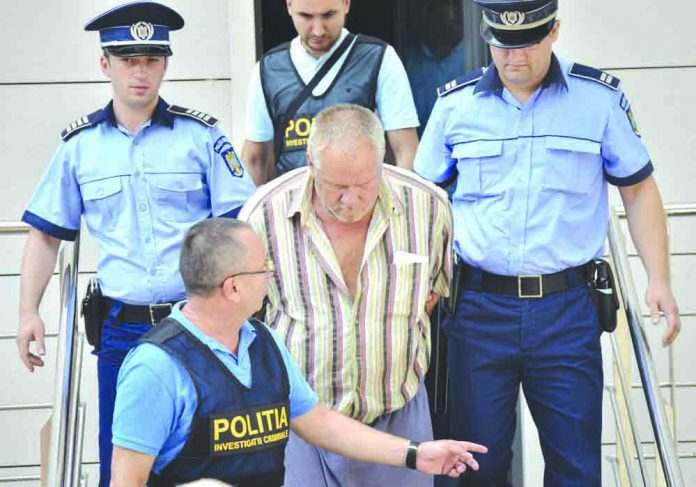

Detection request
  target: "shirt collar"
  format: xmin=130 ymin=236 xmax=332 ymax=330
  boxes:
xmin=474 ymin=53 xmax=568 ymax=95
xmin=153 ymin=97 xmax=175 ymax=127
xmin=93 ymin=97 xmax=174 ymax=128
xmin=286 ymin=168 xmax=404 ymax=225
xmin=542 ymin=54 xmax=568 ymax=90
xmin=170 ymin=301 xmax=257 ymax=356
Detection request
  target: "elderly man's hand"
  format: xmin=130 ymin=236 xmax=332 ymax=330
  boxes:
xmin=416 ymin=440 xmax=488 ymax=478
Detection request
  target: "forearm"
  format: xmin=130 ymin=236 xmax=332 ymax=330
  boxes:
xmin=620 ymin=177 xmax=670 ymax=284
xmin=110 ymin=472 xmax=147 ymax=487
xmin=241 ymin=140 xmax=274 ymax=186
xmin=387 ymin=128 xmax=418 ymax=171
xmin=292 ymin=405 xmax=409 ymax=467
xmin=19 ymin=228 xmax=60 ymax=315
xmin=110 ymin=447 xmax=154 ymax=487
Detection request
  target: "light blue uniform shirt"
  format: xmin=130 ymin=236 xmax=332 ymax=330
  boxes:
xmin=415 ymin=56 xmax=652 ymax=275
xmin=112 ymin=302 xmax=319 ymax=474
xmin=22 ymin=99 xmax=256 ymax=304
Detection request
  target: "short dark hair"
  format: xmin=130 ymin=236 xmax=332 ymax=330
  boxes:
xmin=179 ymin=218 xmax=253 ymax=297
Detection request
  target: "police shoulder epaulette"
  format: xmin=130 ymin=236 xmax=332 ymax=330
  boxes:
xmin=437 ymin=69 xmax=484 ymax=98
xmin=60 ymin=109 xmax=102 ymax=141
xmin=167 ymin=105 xmax=219 ymax=127
xmin=569 ymin=63 xmax=621 ymax=90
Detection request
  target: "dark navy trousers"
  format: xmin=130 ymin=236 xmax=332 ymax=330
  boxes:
xmin=445 ymin=273 xmax=603 ymax=486
xmin=94 ymin=302 xmax=152 ymax=487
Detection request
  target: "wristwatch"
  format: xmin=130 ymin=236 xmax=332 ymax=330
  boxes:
xmin=406 ymin=440 xmax=420 ymax=470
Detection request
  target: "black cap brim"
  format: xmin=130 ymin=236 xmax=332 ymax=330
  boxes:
xmin=104 ymin=44 xmax=172 ymax=57
xmin=481 ymin=18 xmax=555 ymax=49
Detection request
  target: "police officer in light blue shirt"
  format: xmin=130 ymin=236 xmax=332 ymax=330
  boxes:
xmin=415 ymin=1 xmax=681 ymax=485
xmin=15 ymin=3 xmax=255 ymax=486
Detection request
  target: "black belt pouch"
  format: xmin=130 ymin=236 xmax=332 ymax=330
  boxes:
xmin=81 ymin=278 xmax=103 ymax=351
xmin=589 ymin=259 xmax=620 ymax=332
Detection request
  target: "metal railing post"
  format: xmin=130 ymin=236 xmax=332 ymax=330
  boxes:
xmin=608 ymin=208 xmax=685 ymax=486
xmin=45 ymin=234 xmax=81 ymax=487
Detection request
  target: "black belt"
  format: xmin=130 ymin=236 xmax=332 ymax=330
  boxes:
xmin=102 ymin=297 xmax=176 ymax=325
xmin=457 ymin=262 xmax=591 ymax=298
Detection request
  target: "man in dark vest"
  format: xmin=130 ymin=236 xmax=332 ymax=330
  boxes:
xmin=241 ymin=0 xmax=419 ymax=184
xmin=109 ymin=218 xmax=487 ymax=486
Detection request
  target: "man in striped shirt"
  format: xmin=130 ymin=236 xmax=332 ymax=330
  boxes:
xmin=240 ymin=104 xmax=453 ymax=486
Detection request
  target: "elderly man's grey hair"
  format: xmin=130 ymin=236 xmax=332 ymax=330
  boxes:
xmin=307 ymin=104 xmax=386 ymax=169
xmin=179 ymin=218 xmax=253 ymax=297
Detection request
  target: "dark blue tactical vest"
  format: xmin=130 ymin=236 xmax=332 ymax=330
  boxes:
xmin=260 ymin=34 xmax=387 ymax=177
xmin=142 ymin=317 xmax=290 ymax=487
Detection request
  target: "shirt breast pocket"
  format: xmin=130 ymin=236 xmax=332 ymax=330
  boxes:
xmin=154 ymin=174 xmax=207 ymax=222
xmin=451 ymin=140 xmax=504 ymax=199
xmin=544 ymin=137 xmax=602 ymax=195
xmin=80 ymin=177 xmax=123 ymax=230
xmin=388 ymin=261 xmax=429 ymax=320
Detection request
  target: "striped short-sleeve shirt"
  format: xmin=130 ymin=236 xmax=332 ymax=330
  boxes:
xmin=239 ymin=165 xmax=452 ymax=423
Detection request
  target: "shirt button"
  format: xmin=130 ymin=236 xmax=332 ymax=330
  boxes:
xmin=138 ymin=203 xmax=146 ymax=212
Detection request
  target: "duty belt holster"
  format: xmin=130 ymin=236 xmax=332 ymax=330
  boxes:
xmin=81 ymin=277 xmax=103 ymax=351
xmin=587 ymin=259 xmax=620 ymax=332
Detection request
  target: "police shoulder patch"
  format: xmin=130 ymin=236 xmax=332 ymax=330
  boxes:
xmin=167 ymin=105 xmax=219 ymax=127
xmin=213 ymin=135 xmax=244 ymax=178
xmin=569 ymin=63 xmax=621 ymax=90
xmin=60 ymin=109 xmax=102 ymax=141
xmin=437 ymin=69 xmax=485 ymax=98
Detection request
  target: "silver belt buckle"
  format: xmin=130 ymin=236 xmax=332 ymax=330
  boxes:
xmin=518 ymin=275 xmax=543 ymax=298
xmin=149 ymin=303 xmax=172 ymax=325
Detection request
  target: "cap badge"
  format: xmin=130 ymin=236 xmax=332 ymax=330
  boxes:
xmin=130 ymin=21 xmax=155 ymax=41
xmin=500 ymin=11 xmax=526 ymax=26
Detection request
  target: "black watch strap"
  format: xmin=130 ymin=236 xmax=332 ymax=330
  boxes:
xmin=406 ymin=440 xmax=420 ymax=470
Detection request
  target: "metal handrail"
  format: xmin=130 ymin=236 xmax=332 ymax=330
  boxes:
xmin=608 ymin=334 xmax=649 ymax=484
xmin=608 ymin=207 xmax=685 ymax=486
xmin=45 ymin=234 xmax=82 ymax=487
xmin=0 ymin=221 xmax=30 ymax=233
xmin=615 ymin=202 xmax=696 ymax=217
xmin=71 ymin=403 xmax=87 ymax=487
xmin=606 ymin=385 xmax=641 ymax=486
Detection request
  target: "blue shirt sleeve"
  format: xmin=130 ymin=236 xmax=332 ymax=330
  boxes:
xmin=112 ymin=344 xmax=196 ymax=460
xmin=414 ymin=96 xmax=457 ymax=184
xmin=601 ymin=91 xmax=653 ymax=186
xmin=206 ymin=126 xmax=257 ymax=217
xmin=22 ymin=141 xmax=82 ymax=240
xmin=264 ymin=326 xmax=319 ymax=419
